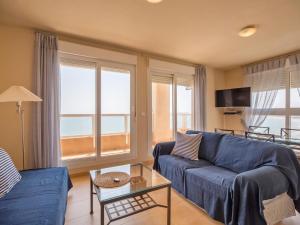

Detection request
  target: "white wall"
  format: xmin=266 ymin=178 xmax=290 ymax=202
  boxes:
xmin=205 ymin=67 xmax=225 ymax=131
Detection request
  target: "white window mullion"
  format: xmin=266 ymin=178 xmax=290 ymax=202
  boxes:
xmin=96 ymin=63 xmax=102 ymax=160
xmin=173 ymin=75 xmax=177 ymax=137
xmin=286 ymin=71 xmax=291 ymax=138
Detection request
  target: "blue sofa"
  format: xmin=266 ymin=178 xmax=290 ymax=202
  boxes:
xmin=0 ymin=167 xmax=72 ymax=225
xmin=153 ymin=131 xmax=300 ymax=225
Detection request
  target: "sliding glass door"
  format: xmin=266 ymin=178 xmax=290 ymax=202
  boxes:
xmin=100 ymin=67 xmax=132 ymax=156
xmin=59 ymin=57 xmax=135 ymax=161
xmin=60 ymin=62 xmax=96 ymax=160
xmin=151 ymin=74 xmax=194 ymax=147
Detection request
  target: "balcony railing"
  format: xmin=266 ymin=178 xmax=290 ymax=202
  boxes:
xmin=60 ymin=113 xmax=192 ymax=159
xmin=60 ymin=114 xmax=130 ymax=159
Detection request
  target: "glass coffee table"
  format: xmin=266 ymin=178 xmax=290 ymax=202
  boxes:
xmin=90 ymin=163 xmax=171 ymax=225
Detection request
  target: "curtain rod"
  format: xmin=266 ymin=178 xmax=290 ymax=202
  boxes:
xmin=244 ymin=49 xmax=300 ymax=67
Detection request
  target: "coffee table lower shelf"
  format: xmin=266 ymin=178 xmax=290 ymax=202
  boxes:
xmin=104 ymin=193 xmax=167 ymax=225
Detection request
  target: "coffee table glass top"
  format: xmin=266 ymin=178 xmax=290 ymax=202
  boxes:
xmin=90 ymin=163 xmax=171 ymax=202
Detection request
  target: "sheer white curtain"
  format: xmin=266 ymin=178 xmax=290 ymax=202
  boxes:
xmin=194 ymin=65 xmax=206 ymax=131
xmin=32 ymin=32 xmax=61 ymax=168
xmin=243 ymin=58 xmax=286 ymax=129
xmin=288 ymin=53 xmax=300 ymax=96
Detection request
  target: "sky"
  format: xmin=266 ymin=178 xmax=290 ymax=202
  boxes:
xmin=60 ymin=64 xmax=192 ymax=115
xmin=60 ymin=65 xmax=130 ymax=114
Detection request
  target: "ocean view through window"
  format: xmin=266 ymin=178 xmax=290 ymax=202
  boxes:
xmin=59 ymin=59 xmax=134 ymax=160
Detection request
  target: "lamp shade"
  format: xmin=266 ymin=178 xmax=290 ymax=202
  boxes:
xmin=0 ymin=86 xmax=42 ymax=104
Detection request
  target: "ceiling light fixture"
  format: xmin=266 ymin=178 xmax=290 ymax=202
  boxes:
xmin=238 ymin=25 xmax=257 ymax=37
xmin=147 ymin=0 xmax=163 ymax=3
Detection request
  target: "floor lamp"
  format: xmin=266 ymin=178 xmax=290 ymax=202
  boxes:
xmin=0 ymin=86 xmax=42 ymax=170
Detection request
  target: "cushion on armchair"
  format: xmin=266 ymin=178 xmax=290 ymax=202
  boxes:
xmin=0 ymin=148 xmax=22 ymax=198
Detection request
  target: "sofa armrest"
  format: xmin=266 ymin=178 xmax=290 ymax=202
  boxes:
xmin=152 ymin=141 xmax=175 ymax=171
xmin=236 ymin=166 xmax=289 ymax=198
xmin=232 ymin=166 xmax=290 ymax=225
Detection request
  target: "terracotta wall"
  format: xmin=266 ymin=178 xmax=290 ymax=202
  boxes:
xmin=61 ymin=134 xmax=130 ymax=157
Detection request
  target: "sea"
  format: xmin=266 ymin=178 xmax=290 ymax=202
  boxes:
xmin=60 ymin=116 xmax=129 ymax=137
xmin=60 ymin=114 xmax=192 ymax=137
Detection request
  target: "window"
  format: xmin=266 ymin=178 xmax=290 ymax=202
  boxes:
xmin=100 ymin=67 xmax=131 ymax=156
xmin=60 ymin=63 xmax=96 ymax=160
xmin=290 ymin=71 xmax=300 ymax=108
xmin=59 ymin=57 xmax=135 ymax=160
xmin=176 ymin=77 xmax=193 ymax=132
xmin=260 ymin=116 xmax=285 ymax=135
xmin=151 ymin=74 xmax=194 ymax=146
xmin=258 ymin=70 xmax=300 ymax=138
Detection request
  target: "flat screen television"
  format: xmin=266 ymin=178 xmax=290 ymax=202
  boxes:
xmin=215 ymin=87 xmax=251 ymax=107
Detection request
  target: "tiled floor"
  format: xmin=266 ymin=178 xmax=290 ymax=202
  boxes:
xmin=65 ymin=175 xmax=300 ymax=225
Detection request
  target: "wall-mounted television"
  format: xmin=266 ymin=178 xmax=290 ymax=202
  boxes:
xmin=215 ymin=87 xmax=251 ymax=107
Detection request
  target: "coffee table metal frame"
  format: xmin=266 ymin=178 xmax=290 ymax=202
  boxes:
xmin=89 ymin=163 xmax=171 ymax=225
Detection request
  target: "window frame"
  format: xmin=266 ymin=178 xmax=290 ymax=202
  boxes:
xmin=59 ymin=53 xmax=137 ymax=167
xmin=257 ymin=70 xmax=300 ymax=138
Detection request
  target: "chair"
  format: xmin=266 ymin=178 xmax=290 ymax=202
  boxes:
xmin=214 ymin=128 xmax=235 ymax=135
xmin=248 ymin=126 xmax=270 ymax=134
xmin=280 ymin=128 xmax=300 ymax=140
xmin=245 ymin=131 xmax=275 ymax=142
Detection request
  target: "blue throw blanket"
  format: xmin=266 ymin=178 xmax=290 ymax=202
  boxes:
xmin=0 ymin=167 xmax=72 ymax=225
xmin=153 ymin=134 xmax=300 ymax=225
xmin=224 ymin=137 xmax=300 ymax=225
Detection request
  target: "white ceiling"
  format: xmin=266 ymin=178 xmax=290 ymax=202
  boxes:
xmin=0 ymin=0 xmax=300 ymax=69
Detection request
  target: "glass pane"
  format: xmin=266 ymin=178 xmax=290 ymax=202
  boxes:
xmin=290 ymin=71 xmax=300 ymax=108
xmin=260 ymin=116 xmax=285 ymax=135
xmin=60 ymin=64 xmax=96 ymax=160
xmin=290 ymin=88 xmax=300 ymax=108
xmin=252 ymin=89 xmax=285 ymax=109
xmin=177 ymin=80 xmax=193 ymax=132
xmin=272 ymin=89 xmax=285 ymax=108
xmin=152 ymin=79 xmax=173 ymax=146
xmin=101 ymin=67 xmax=131 ymax=156
xmin=60 ymin=117 xmax=93 ymax=137
xmin=290 ymin=116 xmax=300 ymax=139
xmin=90 ymin=164 xmax=170 ymax=202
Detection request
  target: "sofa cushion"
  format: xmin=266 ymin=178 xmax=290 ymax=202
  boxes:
xmin=0 ymin=149 xmax=22 ymax=198
xmin=186 ymin=131 xmax=224 ymax=162
xmin=185 ymin=166 xmax=237 ymax=223
xmin=171 ymin=132 xmax=202 ymax=160
xmin=214 ymin=135 xmax=290 ymax=173
xmin=158 ymin=155 xmax=211 ymax=194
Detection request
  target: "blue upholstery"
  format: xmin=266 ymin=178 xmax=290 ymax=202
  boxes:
xmin=153 ymin=141 xmax=175 ymax=171
xmin=215 ymin=135 xmax=292 ymax=173
xmin=0 ymin=167 xmax=72 ymax=225
xmin=232 ymin=166 xmax=290 ymax=225
xmin=186 ymin=130 xmax=224 ymax=162
xmin=185 ymin=166 xmax=236 ymax=224
xmin=158 ymin=155 xmax=211 ymax=194
xmin=154 ymin=131 xmax=300 ymax=225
